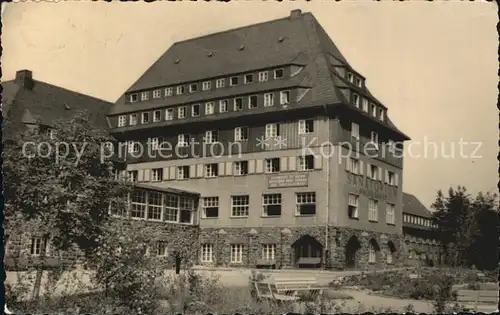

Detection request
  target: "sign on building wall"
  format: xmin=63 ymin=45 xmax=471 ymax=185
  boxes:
xmin=268 ymin=173 xmax=309 ymax=188
xmin=347 ymin=173 xmax=397 ymax=200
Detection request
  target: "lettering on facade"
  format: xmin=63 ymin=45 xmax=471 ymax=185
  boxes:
xmin=268 ymin=173 xmax=309 ymax=188
xmin=347 ymin=173 xmax=397 ymax=200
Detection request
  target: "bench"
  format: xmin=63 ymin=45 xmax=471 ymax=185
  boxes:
xmin=456 ymin=289 xmax=499 ymax=313
xmin=253 ymin=276 xmax=325 ymax=302
xmin=253 ymin=281 xmax=299 ymax=303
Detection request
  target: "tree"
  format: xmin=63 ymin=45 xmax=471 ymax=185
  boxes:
xmin=3 ymin=110 xmax=131 ymax=298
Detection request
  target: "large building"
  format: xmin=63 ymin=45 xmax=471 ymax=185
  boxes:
xmin=107 ymin=10 xmax=412 ymax=269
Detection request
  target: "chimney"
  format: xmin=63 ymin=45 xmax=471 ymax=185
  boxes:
xmin=290 ymin=9 xmax=302 ymax=19
xmin=15 ymin=69 xmax=34 ymax=90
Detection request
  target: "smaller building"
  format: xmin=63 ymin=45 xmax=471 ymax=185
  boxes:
xmin=402 ymin=193 xmax=441 ymax=267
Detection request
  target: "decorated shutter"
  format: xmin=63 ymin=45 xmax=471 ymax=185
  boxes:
xmin=280 ymin=157 xmax=288 ymax=172
xmin=218 ymin=163 xmax=226 ymax=176
xmin=225 ymin=162 xmax=233 ymax=176
xmin=288 ymin=156 xmax=297 ymax=171
xmin=163 ymin=167 xmax=169 ymax=181
xmin=255 ymin=159 xmax=263 ymax=173
xmin=169 ymin=166 xmax=176 ymax=180
xmin=314 ymin=155 xmax=322 ymax=170
xmin=248 ymin=160 xmax=255 ymax=174
xmin=138 ymin=169 xmax=145 ymax=182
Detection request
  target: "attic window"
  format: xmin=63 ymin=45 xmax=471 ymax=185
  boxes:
xmin=174 ymin=59 xmax=181 ymax=64
xmin=239 ymin=45 xmax=245 ymax=51
xmin=64 ymin=103 xmax=71 ymax=110
xmin=278 ymin=36 xmax=285 ymax=42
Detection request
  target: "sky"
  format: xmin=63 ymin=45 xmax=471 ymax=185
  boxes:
xmin=2 ymin=1 xmax=498 ymax=208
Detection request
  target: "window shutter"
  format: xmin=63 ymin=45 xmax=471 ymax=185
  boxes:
xmin=395 ymin=173 xmax=399 ymax=186
xmin=218 ymin=162 xmax=226 ymax=176
xmin=314 ymin=155 xmax=322 ymax=170
xmin=163 ymin=167 xmax=169 ymax=181
xmin=190 ymin=165 xmax=197 ymax=178
xmin=196 ymin=164 xmax=204 ymax=178
xmin=138 ymin=169 xmax=145 ymax=182
xmin=248 ymin=160 xmax=255 ymax=174
xmin=288 ymin=156 xmax=297 ymax=171
xmin=359 ymin=161 xmax=364 ymax=175
xmin=378 ymin=167 xmax=383 ymax=182
xmin=144 ymin=169 xmax=151 ymax=182
xmin=280 ymin=157 xmax=288 ymax=172
xmin=255 ymin=159 xmax=263 ymax=173
xmin=225 ymin=162 xmax=233 ymax=176
xmin=169 ymin=166 xmax=176 ymax=180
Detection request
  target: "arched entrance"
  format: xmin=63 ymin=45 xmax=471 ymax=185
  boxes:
xmin=387 ymin=241 xmax=396 ymax=264
xmin=291 ymin=235 xmax=323 ymax=268
xmin=345 ymin=235 xmax=361 ymax=268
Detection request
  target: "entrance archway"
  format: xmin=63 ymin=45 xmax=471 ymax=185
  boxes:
xmin=291 ymin=235 xmax=323 ymax=268
xmin=345 ymin=235 xmax=361 ymax=268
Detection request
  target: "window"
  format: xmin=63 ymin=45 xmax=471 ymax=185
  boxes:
xmin=165 ymin=87 xmax=173 ymax=97
xmin=362 ymin=98 xmax=369 ymax=112
xmin=348 ymin=158 xmax=359 ymax=174
xmin=201 ymin=244 xmax=213 ymax=262
xmin=30 ymin=237 xmax=45 ymax=256
xmin=352 ymin=93 xmax=360 ymax=107
xmin=128 ymin=141 xmax=140 ymax=154
xmin=298 ymin=119 xmax=314 ymax=134
xmin=262 ymin=244 xmax=276 ymax=260
xmin=153 ymin=89 xmax=161 ymax=99
xmin=248 ymin=95 xmax=258 ymax=108
xmin=379 ymin=108 xmax=385 ymax=121
xmin=274 ymin=69 xmax=284 ymax=79
xmin=118 ymin=115 xmax=126 ymax=127
xmin=234 ymin=98 xmax=243 ymax=111
xmin=371 ymin=103 xmax=377 ymax=117
xmin=129 ymin=114 xmax=138 ymax=125
xmin=244 ymin=74 xmax=253 ymax=84
xmin=202 ymin=197 xmax=219 ymax=218
xmin=192 ymin=104 xmax=200 ymax=117
xmin=179 ymin=196 xmax=194 ymax=224
xmin=230 ymin=76 xmax=239 ymax=86
xmin=234 ymin=161 xmax=248 ymax=175
xmin=298 ymin=155 xmax=314 ymax=171
xmin=178 ymin=134 xmax=190 ymax=147
xmin=368 ymin=245 xmax=376 ymax=263
xmin=157 ymin=241 xmax=168 ymax=256
xmin=202 ymin=81 xmax=211 ymax=91
xmin=204 ymin=130 xmax=218 ymax=144
xmin=368 ymin=199 xmax=378 ymax=222
xmin=230 ymin=244 xmax=244 ymax=263
xmin=355 ymin=77 xmax=362 ymax=88
xmin=141 ymin=112 xmax=150 ymax=124
xmin=280 ymin=91 xmax=290 ymax=105
xmin=348 ymin=194 xmax=359 ymax=219
xmin=176 ymin=86 xmax=185 ymax=95
xmin=130 ymin=93 xmax=138 ymax=103
xmin=151 ymin=168 xmax=163 ymax=182
xmin=219 ymin=100 xmax=228 ymax=113
xmin=147 ymin=191 xmax=162 ymax=220
xmin=164 ymin=194 xmax=179 ymax=222
xmin=264 ymin=93 xmax=274 ymax=107
xmin=265 ymin=158 xmax=280 ymax=173
xmin=216 ymin=78 xmax=225 ymax=88
xmin=189 ymin=83 xmax=198 ymax=93
xmin=177 ymin=166 xmax=190 ymax=180
xmin=234 ymin=127 xmax=248 ymax=141
xmin=369 ymin=164 xmax=379 ymax=180
xmin=205 ymin=102 xmax=215 ymax=115
xmin=153 ymin=110 xmax=161 ymax=122
xmin=130 ymin=190 xmax=147 ymax=219
xmin=128 ymin=170 xmax=138 ymax=182
xmin=259 ymin=71 xmax=268 ymax=82
xmin=386 ymin=203 xmax=395 ymax=224
xmin=150 ymin=137 xmax=159 ymax=150
xmin=178 ymin=106 xmax=186 ymax=119
xmin=351 ymin=122 xmax=359 ymax=139
xmin=231 ymin=195 xmax=249 ymax=217
xmin=347 ymin=72 xmax=354 ymax=83
xmin=205 ymin=163 xmax=218 ymax=178
xmin=141 ymin=92 xmax=149 ymax=101
xmin=387 ymin=171 xmax=395 ymax=186
xmin=165 ymin=108 xmax=174 ymax=121
xmin=265 ymin=123 xmax=279 ymax=138
xmin=263 ymin=194 xmax=281 ymax=216
xmin=296 ymin=192 xmax=316 ymax=215
xmin=370 ymin=131 xmax=379 ymax=149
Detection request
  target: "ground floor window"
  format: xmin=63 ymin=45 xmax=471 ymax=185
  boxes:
xmin=230 ymin=244 xmax=244 ymax=263
xmin=386 ymin=251 xmax=393 ymax=264
xmin=262 ymin=244 xmax=276 ymax=260
xmin=368 ymin=247 xmax=376 ymax=263
xmin=30 ymin=237 xmax=46 ymax=256
xmin=201 ymin=243 xmax=213 ymax=263
xmin=156 ymin=241 xmax=168 ymax=257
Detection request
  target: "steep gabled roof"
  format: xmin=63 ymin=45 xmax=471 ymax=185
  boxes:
xmin=1 ymin=81 xmax=20 ymax=115
xmin=403 ymin=193 xmax=433 ymax=218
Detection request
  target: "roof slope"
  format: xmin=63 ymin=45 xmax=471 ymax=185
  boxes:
xmin=3 ymin=78 xmax=112 ymax=130
xmin=403 ymin=193 xmax=433 ymax=218
xmin=1 ymin=81 xmax=20 ymax=115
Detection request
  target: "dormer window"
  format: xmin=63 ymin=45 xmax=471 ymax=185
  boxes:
xmin=371 ymin=103 xmax=377 ymax=117
xmin=165 ymin=108 xmax=174 ymax=121
xmin=234 ymin=98 xmax=243 ymax=111
xmin=248 ymin=95 xmax=258 ymax=109
xmin=379 ymin=109 xmax=385 ymax=121
xmin=205 ymin=102 xmax=215 ymax=115
xmin=153 ymin=110 xmax=161 ymax=122
xmin=274 ymin=69 xmax=284 ymax=79
xmin=259 ymin=71 xmax=269 ymax=82
xmin=141 ymin=92 xmax=149 ymax=101
xmin=189 ymin=83 xmax=198 ymax=93
xmin=118 ymin=115 xmax=127 ymax=127
xmin=178 ymin=107 xmax=186 ymax=119
xmin=216 ymin=78 xmax=225 ymax=88
xmin=192 ymin=104 xmax=200 ymax=117
xmin=244 ymin=74 xmax=253 ymax=84
xmin=165 ymin=87 xmax=173 ymax=97
xmin=230 ymin=76 xmax=239 ymax=86
xmin=362 ymin=99 xmax=369 ymax=112
xmin=153 ymin=89 xmax=161 ymax=99
xmin=202 ymin=81 xmax=211 ymax=91
xmin=129 ymin=114 xmax=138 ymax=126
xmin=352 ymin=93 xmax=360 ymax=107
xmin=176 ymin=86 xmax=185 ymax=95
xmin=130 ymin=94 xmax=138 ymax=103
xmin=280 ymin=91 xmax=290 ymax=105
xmin=355 ymin=77 xmax=362 ymax=88
xmin=141 ymin=112 xmax=150 ymax=124
xmin=347 ymin=72 xmax=354 ymax=83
